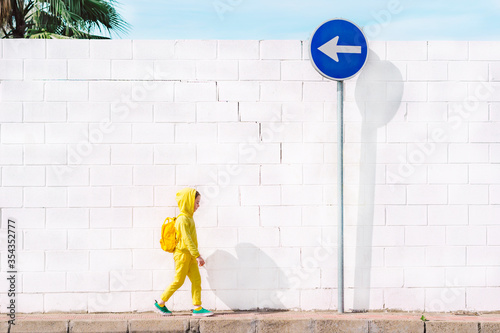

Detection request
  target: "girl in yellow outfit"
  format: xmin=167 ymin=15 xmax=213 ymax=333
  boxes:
xmin=155 ymin=188 xmax=214 ymax=317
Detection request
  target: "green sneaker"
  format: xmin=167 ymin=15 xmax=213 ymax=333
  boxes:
xmin=154 ymin=301 xmax=172 ymax=316
xmin=192 ymin=307 xmax=214 ymax=317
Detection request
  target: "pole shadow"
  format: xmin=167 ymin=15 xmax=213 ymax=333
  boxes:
xmin=352 ymin=52 xmax=404 ymax=311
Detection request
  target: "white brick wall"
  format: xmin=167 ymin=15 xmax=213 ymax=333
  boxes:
xmin=1 ymin=39 xmax=500 ymax=314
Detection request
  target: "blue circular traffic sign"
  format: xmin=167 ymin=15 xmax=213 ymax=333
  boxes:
xmin=309 ymin=19 xmax=368 ymax=81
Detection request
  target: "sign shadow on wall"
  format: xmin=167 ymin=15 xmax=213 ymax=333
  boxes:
xmin=205 ymin=243 xmax=286 ymax=310
xmin=352 ymin=52 xmax=404 ymax=311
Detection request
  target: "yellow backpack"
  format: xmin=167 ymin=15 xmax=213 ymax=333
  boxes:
xmin=160 ymin=217 xmax=177 ymax=252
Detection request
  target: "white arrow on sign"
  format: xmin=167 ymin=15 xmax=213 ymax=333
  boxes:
xmin=318 ymin=36 xmax=361 ymax=62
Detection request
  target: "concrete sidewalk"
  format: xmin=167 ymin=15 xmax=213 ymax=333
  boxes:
xmin=2 ymin=311 xmax=500 ymax=333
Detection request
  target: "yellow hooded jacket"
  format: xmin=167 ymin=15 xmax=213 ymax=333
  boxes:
xmin=174 ymin=188 xmax=200 ymax=258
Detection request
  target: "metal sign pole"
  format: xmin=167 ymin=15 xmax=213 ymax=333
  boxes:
xmin=337 ymin=80 xmax=344 ymax=314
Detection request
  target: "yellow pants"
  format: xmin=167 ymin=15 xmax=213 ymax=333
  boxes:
xmin=160 ymin=251 xmax=202 ymax=306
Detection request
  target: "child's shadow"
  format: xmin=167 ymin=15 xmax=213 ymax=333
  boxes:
xmin=205 ymin=243 xmax=286 ymax=310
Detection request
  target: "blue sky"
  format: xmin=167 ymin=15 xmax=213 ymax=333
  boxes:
xmin=115 ymin=0 xmax=500 ymax=40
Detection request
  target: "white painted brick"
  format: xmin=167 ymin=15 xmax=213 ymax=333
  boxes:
xmin=387 ymin=41 xmax=427 ymax=60
xmin=260 ymin=40 xmax=301 ymax=60
xmin=406 ymin=102 xmax=446 ymax=122
xmin=154 ymin=60 xmax=195 ymax=80
xmin=0 ymin=187 xmax=23 ymax=207
xmin=111 ymin=186 xmax=153 ymax=207
xmin=302 ymin=82 xmax=337 ymax=102
xmin=386 ymin=205 xmax=426 ymax=226
xmin=44 ymin=293 xmax=88 ymax=312
xmin=487 ymin=267 xmax=500 ymax=286
xmin=68 ymin=229 xmax=110 ymax=249
xmin=405 ymin=226 xmax=445 ymax=246
xmin=2 ymin=166 xmax=45 ymax=186
xmin=426 ymin=246 xmax=466 ymax=266
xmin=217 ymin=206 xmax=259 ymax=227
xmin=283 ymin=102 xmax=323 ymax=122
xmin=68 ymin=187 xmax=110 ymax=208
xmin=46 ymin=123 xmax=88 ymax=143
xmin=470 ymin=164 xmax=500 ymax=184
xmin=488 ymin=226 xmax=500 ymax=245
xmin=90 ymin=249 xmax=132 ymax=270
xmin=133 ymin=207 xmax=175 ymax=229
xmin=491 ymin=63 xmax=500 ymax=82
xmin=282 ymin=185 xmax=324 ymax=205
xmin=467 ymin=288 xmax=500 ymax=312
xmin=197 ymin=143 xmax=239 ymax=164
xmin=446 ymin=267 xmax=486 ymax=287
xmin=407 ymin=61 xmax=447 ymax=81
xmin=88 ymin=123 xmax=131 ymax=144
xmin=240 ymin=186 xmax=280 ymax=206
xmin=111 ymin=228 xmax=153 ymax=249
xmin=300 ymin=289 xmax=334 ymax=311
xmin=68 ymin=59 xmax=111 ymax=79
xmin=281 ymin=60 xmax=323 ymax=81
xmin=23 ymin=102 xmax=66 ymax=122
xmin=154 ymin=144 xmax=196 ymax=164
xmin=260 ymin=80 xmax=304 ymax=102
xmin=2 ymin=208 xmax=45 ymax=229
xmin=280 ymin=227 xmax=322 ymax=247
xmin=0 ymin=59 xmax=23 ymax=79
xmin=449 ymin=143 xmax=488 ymax=163
xmin=218 ymin=123 xmax=259 ymax=143
xmin=3 ymin=39 xmax=45 ymax=59
xmin=386 ymin=122 xmax=427 ymax=143
xmin=196 ymin=60 xmax=238 ymax=80
xmin=46 ymin=39 xmax=89 ymax=58
xmin=468 ymin=246 xmax=500 ymax=266
xmin=261 ymin=164 xmax=302 ymax=185
xmin=282 ymin=143 xmax=323 ymax=164
xmin=0 ymin=102 xmax=22 ymax=123
xmin=67 ymin=102 xmax=109 ymax=122
xmin=175 ymin=164 xmax=218 ymax=186
xmin=239 ymin=60 xmax=281 ymax=81
xmin=428 ymin=82 xmax=468 ymax=102
xmin=303 ymin=164 xmax=335 ymax=185
xmin=133 ymin=165 xmax=175 ymax=186
xmin=67 ymin=271 xmax=109 ymax=292
xmin=373 ymin=185 xmax=406 ymax=205
xmin=197 ymin=227 xmax=238 ymax=248
xmin=425 ymin=287 xmax=466 ymax=312
xmin=216 ymin=165 xmax=259 ymax=186
xmin=447 ymin=226 xmax=486 ymax=246
xmin=111 ymin=144 xmax=153 ymax=164
xmin=449 ymin=185 xmax=488 ymax=204
xmin=301 ymin=206 xmax=336 ymax=227
xmin=261 ymin=122 xmax=302 ymax=143
xmin=24 ymin=229 xmax=67 ymax=250
xmin=218 ymin=81 xmax=259 ymax=102
xmin=218 ymin=40 xmax=259 ymax=59
xmin=428 ymin=164 xmax=468 ymax=184
xmin=470 ymin=205 xmax=500 ymax=226
xmin=469 ymin=41 xmax=500 ymax=60
xmin=396 ymin=82 xmax=427 ymax=102
xmin=175 ymin=123 xmax=217 ymax=143
xmin=384 ymin=288 xmax=425 ymax=312
xmin=24 ymin=59 xmax=67 ymax=80
xmin=371 ymin=226 xmax=404 ymax=246
xmin=90 ymin=40 xmax=132 ymax=59
xmin=110 ymin=269 xmax=152 ymax=291
xmin=132 ymin=123 xmax=174 ymax=143
xmin=239 ymin=143 xmax=280 ymax=164
xmin=0 ymin=145 xmax=23 ymax=165
xmin=407 ymin=185 xmax=446 ymax=205
xmin=0 ymin=81 xmax=44 ymax=101
xmin=175 ymin=40 xmax=217 ymax=59
xmin=133 ymin=40 xmax=175 ymax=59
xmin=24 ymin=187 xmax=67 ymax=208
xmin=240 ymin=102 xmax=281 ymax=122
xmin=23 ymin=272 xmax=66 ymax=292
xmin=449 ymin=61 xmax=489 ymax=81
xmin=197 ymin=102 xmax=238 ymax=122
xmin=111 ymin=60 xmax=154 ymax=79
xmin=46 ymin=208 xmax=88 ymax=229
xmin=44 ymin=165 xmax=88 ymax=187
xmin=90 ymin=166 xmax=133 ymax=186
xmin=385 ymin=247 xmax=425 ymax=267
xmin=46 ymin=251 xmax=88 ymax=271
xmin=154 ymin=103 xmax=195 ymax=123
xmin=428 ymin=205 xmax=468 ymax=226
xmin=45 ymin=81 xmax=88 ymax=102
xmin=428 ymin=41 xmax=468 ymax=60
xmin=303 ymin=122 xmax=336 ymax=143
xmin=88 ymin=291 xmax=131 ymax=312
xmin=470 ymin=122 xmax=500 ymax=142
xmin=15 ymin=251 xmax=44 ymax=272
xmin=14 ymin=293 xmax=43 ymax=313
xmin=134 ymin=81 xmax=176 ymax=102
xmin=260 ymin=206 xmax=301 ymax=227
xmin=237 ymin=227 xmax=279 ymax=247
xmin=492 ymin=144 xmax=500 ymax=163
xmin=175 ymin=82 xmax=216 ymax=102
xmin=89 ymin=81 xmax=132 ymax=102
xmin=67 ymin=144 xmax=110 ymax=165
xmin=405 ymin=267 xmax=445 ymax=288
xmin=491 ymin=186 xmax=500 ymax=204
